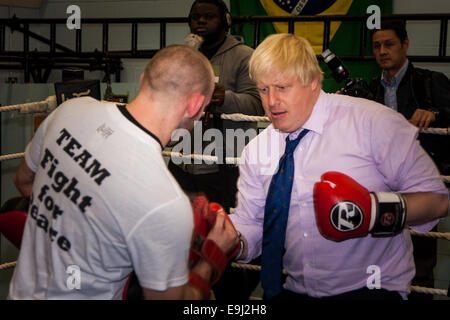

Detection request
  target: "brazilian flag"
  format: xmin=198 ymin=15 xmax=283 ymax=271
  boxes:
xmin=230 ymin=0 xmax=392 ymax=92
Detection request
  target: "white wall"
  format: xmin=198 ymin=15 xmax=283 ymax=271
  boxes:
xmin=394 ymin=0 xmax=450 ymax=14
xmin=394 ymin=0 xmax=450 ymax=78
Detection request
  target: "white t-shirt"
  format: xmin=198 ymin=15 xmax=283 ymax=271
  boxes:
xmin=9 ymin=97 xmax=193 ymax=299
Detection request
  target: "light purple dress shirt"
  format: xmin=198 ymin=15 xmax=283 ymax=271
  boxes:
xmin=229 ymin=90 xmax=448 ymax=298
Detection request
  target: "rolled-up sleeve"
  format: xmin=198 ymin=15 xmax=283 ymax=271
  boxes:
xmin=371 ymin=108 xmax=449 ymax=231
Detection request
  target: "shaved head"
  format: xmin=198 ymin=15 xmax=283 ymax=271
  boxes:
xmin=141 ymin=45 xmax=215 ymax=102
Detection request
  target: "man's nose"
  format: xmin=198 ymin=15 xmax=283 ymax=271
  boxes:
xmin=197 ymin=15 xmax=207 ymax=24
xmin=267 ymin=89 xmax=278 ymax=107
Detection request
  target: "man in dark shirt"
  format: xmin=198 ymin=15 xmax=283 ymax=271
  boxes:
xmin=369 ymin=20 xmax=450 ymax=175
xmin=369 ymin=19 xmax=450 ymax=300
xmin=169 ymin=0 xmax=263 ymax=212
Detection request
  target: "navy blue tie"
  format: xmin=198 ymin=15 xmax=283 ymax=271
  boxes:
xmin=261 ymin=129 xmax=310 ymax=299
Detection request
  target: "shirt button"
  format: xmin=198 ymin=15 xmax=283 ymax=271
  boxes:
xmin=303 ymin=232 xmax=308 ymax=238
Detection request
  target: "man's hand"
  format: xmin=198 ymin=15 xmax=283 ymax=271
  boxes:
xmin=13 ymin=159 xmax=35 ymax=198
xmin=409 ymin=108 xmax=436 ymax=130
xmin=205 ymin=207 xmax=239 ymax=257
xmin=187 ymin=194 xmax=240 ymax=299
xmin=189 ymin=195 xmax=240 ymax=272
xmin=335 ymin=87 xmax=345 ymax=94
xmin=201 ymin=83 xmax=225 ymax=130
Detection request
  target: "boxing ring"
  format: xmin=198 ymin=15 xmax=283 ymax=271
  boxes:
xmin=1 ymin=96 xmax=450 ymax=299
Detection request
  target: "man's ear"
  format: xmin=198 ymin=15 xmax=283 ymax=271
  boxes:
xmin=186 ymin=92 xmax=206 ymax=118
xmin=310 ymin=77 xmax=319 ymax=91
xmin=402 ymin=38 xmax=409 ymax=51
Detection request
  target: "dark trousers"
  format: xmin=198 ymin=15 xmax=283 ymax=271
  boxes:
xmin=212 ymin=256 xmax=261 ymax=301
xmin=268 ymin=287 xmax=403 ymax=301
xmin=168 ymin=161 xmax=261 ymax=300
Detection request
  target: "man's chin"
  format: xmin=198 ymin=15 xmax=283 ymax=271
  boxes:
xmin=380 ymin=61 xmax=394 ymax=70
xmin=195 ymin=30 xmax=207 ymax=37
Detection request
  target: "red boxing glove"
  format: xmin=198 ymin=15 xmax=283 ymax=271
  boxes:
xmin=313 ymin=171 xmax=407 ymax=242
xmin=189 ymin=193 xmax=240 ymax=285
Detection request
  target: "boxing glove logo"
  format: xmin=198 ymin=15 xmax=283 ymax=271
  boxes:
xmin=330 ymin=201 xmax=364 ymax=232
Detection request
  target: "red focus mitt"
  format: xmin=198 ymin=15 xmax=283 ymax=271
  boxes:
xmin=123 ymin=194 xmax=241 ymax=300
xmin=0 ymin=197 xmax=29 ymax=249
xmin=189 ymin=193 xmax=240 ymax=286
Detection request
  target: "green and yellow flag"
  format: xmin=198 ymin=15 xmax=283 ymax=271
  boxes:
xmin=259 ymin=0 xmax=353 ymax=54
xmin=230 ymin=0 xmax=392 ymax=92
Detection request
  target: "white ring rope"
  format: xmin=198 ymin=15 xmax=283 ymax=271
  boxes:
xmin=1 ymin=97 xmax=450 ymax=136
xmin=0 ymin=96 xmax=57 ymax=114
xmin=409 ymin=229 xmax=450 ymax=241
xmin=0 ymin=260 xmax=446 ymax=297
xmin=161 ymin=152 xmax=450 ymax=184
xmin=0 ymin=261 xmax=16 ymax=271
xmin=2 ymin=151 xmax=450 ymax=185
xmin=0 ymin=104 xmax=449 ymax=259
xmin=230 ymin=263 xmax=449 ymax=297
xmin=420 ymin=127 xmax=450 ymax=135
xmin=1 ymin=150 xmax=450 ymax=242
xmin=409 ymin=285 xmax=448 ymax=296
xmin=161 ymin=150 xmax=240 ymax=165
xmin=220 ymin=113 xmax=270 ymax=122
xmin=0 ymin=152 xmax=25 ymax=162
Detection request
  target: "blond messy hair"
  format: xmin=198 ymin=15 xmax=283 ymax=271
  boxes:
xmin=249 ymin=33 xmax=323 ymax=86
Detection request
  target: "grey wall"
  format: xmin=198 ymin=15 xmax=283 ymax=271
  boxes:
xmin=1 ymin=0 xmax=449 ymax=80
xmin=394 ymin=0 xmax=450 ymax=77
xmin=0 ymin=0 xmax=230 ymax=83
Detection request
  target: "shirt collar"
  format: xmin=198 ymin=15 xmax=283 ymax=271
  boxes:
xmin=116 ymin=104 xmax=163 ymax=150
xmin=381 ymin=59 xmax=409 ymax=88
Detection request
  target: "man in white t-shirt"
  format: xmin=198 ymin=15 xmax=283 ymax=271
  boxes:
xmin=10 ymin=45 xmax=238 ymax=300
